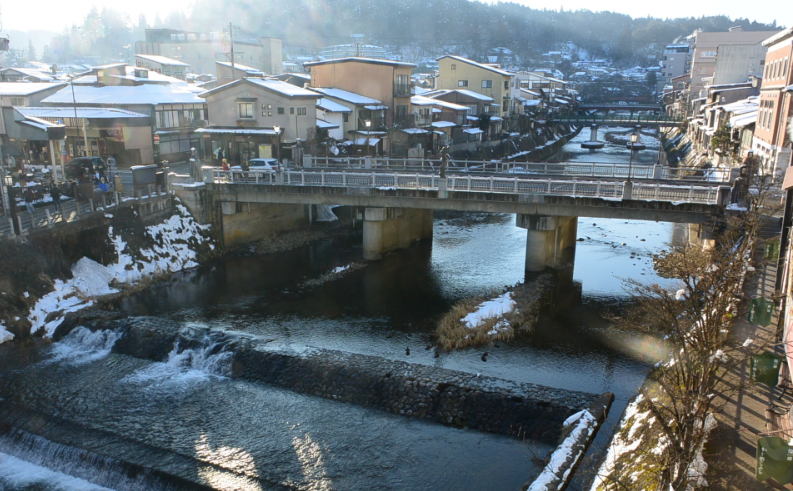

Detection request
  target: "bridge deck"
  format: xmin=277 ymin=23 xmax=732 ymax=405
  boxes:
xmin=201 ymin=168 xmax=729 ymax=223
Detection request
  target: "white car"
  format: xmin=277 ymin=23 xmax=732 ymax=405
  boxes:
xmin=248 ymin=158 xmax=279 ymax=170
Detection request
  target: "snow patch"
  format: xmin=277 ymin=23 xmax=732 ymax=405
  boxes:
xmin=0 ymin=452 xmax=113 ymax=491
xmin=529 ymin=410 xmax=598 ymax=491
xmin=27 ymin=206 xmax=212 ymax=337
xmin=0 ymin=322 xmax=14 ymax=345
xmin=461 ymin=292 xmax=516 ymax=329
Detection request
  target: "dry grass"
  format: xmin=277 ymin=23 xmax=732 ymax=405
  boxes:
xmin=435 ymin=274 xmax=552 ymax=352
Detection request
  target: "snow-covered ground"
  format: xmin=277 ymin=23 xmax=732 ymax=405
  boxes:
xmin=0 ymin=322 xmax=14 ymax=345
xmin=461 ymin=292 xmax=516 ymax=330
xmin=27 ymin=204 xmax=212 ymax=338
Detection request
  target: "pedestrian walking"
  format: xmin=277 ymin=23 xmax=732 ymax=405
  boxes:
xmin=24 ymin=186 xmax=35 ymax=215
xmin=50 ymin=184 xmax=62 ymax=213
xmin=221 ymin=159 xmax=230 ymax=171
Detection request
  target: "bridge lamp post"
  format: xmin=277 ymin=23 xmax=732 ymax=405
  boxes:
xmin=273 ymin=125 xmax=281 ymax=168
xmin=365 ymin=120 xmax=372 ymax=157
xmin=628 ymin=132 xmax=639 ymax=182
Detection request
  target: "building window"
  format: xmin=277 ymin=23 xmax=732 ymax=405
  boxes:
xmin=482 ymin=80 xmax=492 ymax=88
xmin=451 ymin=64 xmax=456 ymax=70
xmin=239 ymin=103 xmax=253 ymax=119
xmin=9 ymin=97 xmax=25 ymax=106
xmin=458 ymin=80 xmax=468 ymax=87
xmin=701 ymin=51 xmax=716 ymax=58
xmin=504 ymin=80 xmax=509 ymax=90
xmin=297 ymin=107 xmax=306 ymax=116
xmin=502 ymin=100 xmax=508 ymax=112
xmin=342 ymin=113 xmax=349 ymax=123
xmin=277 ymin=107 xmax=285 ymax=115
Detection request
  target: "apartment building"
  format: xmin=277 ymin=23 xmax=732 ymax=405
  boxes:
xmin=689 ymin=28 xmax=777 ymax=96
xmin=305 ymin=57 xmax=416 ymax=128
xmin=135 ymin=29 xmax=283 ymax=75
xmin=435 ymin=55 xmax=514 ymax=118
xmin=753 ymin=27 xmax=793 ymax=177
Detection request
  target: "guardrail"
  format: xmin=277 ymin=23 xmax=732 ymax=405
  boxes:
xmin=554 ymin=114 xmax=683 ymax=125
xmin=302 ymin=156 xmax=732 ymax=183
xmin=2 ymin=186 xmax=169 ymax=239
xmin=207 ymin=168 xmax=724 ymax=205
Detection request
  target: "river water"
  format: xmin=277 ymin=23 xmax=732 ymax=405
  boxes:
xmin=0 ymin=125 xmax=680 ymax=490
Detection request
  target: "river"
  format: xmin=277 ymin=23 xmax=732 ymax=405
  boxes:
xmin=0 ymin=124 xmax=679 ymax=490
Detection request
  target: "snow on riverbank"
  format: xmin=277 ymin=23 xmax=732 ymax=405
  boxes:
xmin=0 ymin=322 xmax=14 ymax=345
xmin=0 ymin=452 xmax=114 ymax=491
xmin=529 ymin=410 xmax=598 ymax=491
xmin=27 ymin=204 xmax=212 ymax=337
xmin=461 ymin=292 xmax=516 ymax=330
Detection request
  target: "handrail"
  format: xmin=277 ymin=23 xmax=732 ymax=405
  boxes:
xmin=301 ymin=157 xmax=731 ymax=183
xmin=208 ymin=169 xmax=722 ymax=205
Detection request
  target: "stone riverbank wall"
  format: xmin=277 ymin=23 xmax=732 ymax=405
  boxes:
xmin=98 ymin=317 xmax=607 ymax=444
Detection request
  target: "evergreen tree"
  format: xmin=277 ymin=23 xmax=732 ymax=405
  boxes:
xmin=27 ymin=40 xmax=37 ymax=62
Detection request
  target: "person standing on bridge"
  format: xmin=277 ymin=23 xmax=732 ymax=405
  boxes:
xmin=439 ymin=146 xmax=450 ymax=179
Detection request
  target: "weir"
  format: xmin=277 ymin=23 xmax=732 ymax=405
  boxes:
xmin=98 ymin=318 xmax=612 ymax=444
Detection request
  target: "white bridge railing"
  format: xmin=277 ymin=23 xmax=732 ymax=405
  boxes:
xmin=207 ymin=168 xmax=724 ymax=205
xmin=301 ymin=156 xmax=734 ymax=183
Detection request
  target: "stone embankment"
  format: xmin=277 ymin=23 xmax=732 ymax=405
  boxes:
xmin=89 ymin=317 xmax=607 ymax=444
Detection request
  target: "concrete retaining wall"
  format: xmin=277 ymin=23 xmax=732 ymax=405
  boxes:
xmin=107 ymin=318 xmax=603 ymax=444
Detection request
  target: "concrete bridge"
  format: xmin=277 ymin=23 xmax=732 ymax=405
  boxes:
xmin=179 ymin=166 xmax=732 ymax=272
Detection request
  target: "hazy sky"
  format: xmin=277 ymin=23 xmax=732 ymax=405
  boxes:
xmin=3 ymin=0 xmax=791 ymax=33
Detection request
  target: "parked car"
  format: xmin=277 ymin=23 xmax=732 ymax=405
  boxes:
xmin=248 ymin=158 xmax=279 ymax=170
xmin=64 ymin=157 xmax=106 ymax=180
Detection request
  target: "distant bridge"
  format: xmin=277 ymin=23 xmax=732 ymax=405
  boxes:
xmin=577 ymin=103 xmax=663 ymax=112
xmin=555 ymin=113 xmax=683 ymax=127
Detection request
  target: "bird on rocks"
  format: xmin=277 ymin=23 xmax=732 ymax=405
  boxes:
xmin=481 ymin=352 xmax=489 ymax=362
xmin=406 ymin=347 xmax=411 ymax=356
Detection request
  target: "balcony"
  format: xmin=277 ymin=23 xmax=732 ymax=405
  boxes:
xmin=358 ymin=117 xmax=385 ymax=130
xmin=393 ymin=83 xmax=411 ymax=98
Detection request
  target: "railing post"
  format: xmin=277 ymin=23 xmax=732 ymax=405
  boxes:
xmin=688 ymin=187 xmax=694 ymax=202
xmin=654 ymin=186 xmax=660 ymax=199
xmin=547 ymin=181 xmax=551 ymax=194
xmin=89 ymin=198 xmax=94 ymax=212
xmin=46 ymin=209 xmax=52 ymax=226
xmin=343 ymin=172 xmax=347 ymax=187
xmin=321 ymin=170 xmax=325 ymax=186
xmin=489 ymin=177 xmax=493 ymax=192
xmin=372 ymin=173 xmax=375 ymax=187
xmin=75 ymin=200 xmax=81 ymax=216
xmin=596 ymin=181 xmax=602 ymax=196
xmin=514 ymin=177 xmax=518 ymax=193
xmin=17 ymin=215 xmax=24 ymax=234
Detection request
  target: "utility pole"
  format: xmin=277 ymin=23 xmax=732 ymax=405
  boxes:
xmin=229 ymin=22 xmax=236 ymax=81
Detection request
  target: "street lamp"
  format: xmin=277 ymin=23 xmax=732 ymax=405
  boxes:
xmin=273 ymin=125 xmax=281 ymax=168
xmin=628 ymin=132 xmax=639 ymax=182
xmin=365 ymin=119 xmax=371 ymax=157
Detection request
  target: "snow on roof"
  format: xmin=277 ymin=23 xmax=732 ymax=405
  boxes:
xmin=245 ymin=78 xmax=320 ymax=98
xmin=730 ymin=111 xmax=757 ymax=127
xmin=200 ymin=78 xmax=320 ymax=99
xmin=400 ymin=128 xmax=429 ymax=134
xmin=0 ymin=82 xmax=65 ymax=96
xmin=42 ymin=83 xmax=204 ymax=106
xmin=520 ymin=89 xmax=541 ymax=97
xmin=431 ymin=121 xmax=457 ymax=128
xmin=463 ymin=128 xmax=483 ymax=134
xmin=15 ymin=106 xmax=149 ymax=119
xmin=2 ymin=67 xmax=58 ymax=81
xmin=196 ymin=127 xmax=278 ymax=136
xmin=135 ymin=54 xmax=191 ymax=67
xmin=304 ymin=57 xmax=416 ymax=68
xmin=411 ymin=95 xmax=469 ymax=111
xmin=215 ymin=61 xmax=265 ymax=74
xmin=317 ymin=98 xmax=352 ymax=112
xmin=311 ymin=87 xmax=381 ymax=105
xmin=424 ymin=89 xmax=494 ymax=102
xmin=439 ymin=55 xmax=512 ymax=76
xmin=316 ymin=119 xmax=339 ymax=129
xmin=523 ymin=100 xmax=542 ymax=106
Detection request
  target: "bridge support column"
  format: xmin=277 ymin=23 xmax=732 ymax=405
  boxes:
xmin=517 ymin=214 xmax=578 ymax=272
xmin=363 ymin=207 xmax=433 ymax=260
xmin=589 ymin=125 xmax=598 ymax=142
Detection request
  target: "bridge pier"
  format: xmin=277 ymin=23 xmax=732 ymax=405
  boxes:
xmin=362 ymin=207 xmax=433 ymax=260
xmin=517 ymin=214 xmax=578 ymax=272
xmin=581 ymin=125 xmax=604 ymax=150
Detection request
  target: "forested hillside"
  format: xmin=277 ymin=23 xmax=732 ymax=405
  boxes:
xmin=19 ymin=0 xmax=782 ymax=69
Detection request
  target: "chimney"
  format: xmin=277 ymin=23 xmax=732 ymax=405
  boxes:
xmin=729 ymin=26 xmax=743 ymax=32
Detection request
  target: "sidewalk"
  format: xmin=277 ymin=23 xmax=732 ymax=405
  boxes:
xmin=706 ymin=229 xmax=789 ymax=490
